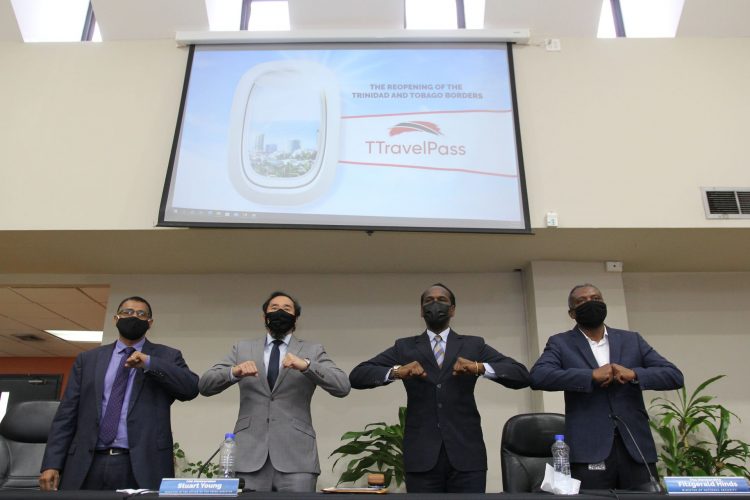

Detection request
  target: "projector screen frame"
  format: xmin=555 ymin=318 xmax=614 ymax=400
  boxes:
xmin=158 ymin=39 xmax=532 ymax=234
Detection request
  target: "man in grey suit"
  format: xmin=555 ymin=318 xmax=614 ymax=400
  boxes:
xmin=199 ymin=291 xmax=350 ymax=492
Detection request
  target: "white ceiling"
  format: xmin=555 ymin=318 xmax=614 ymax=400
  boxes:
xmin=0 ymin=286 xmax=109 ymax=357
xmin=1 ymin=0 xmax=750 ymax=42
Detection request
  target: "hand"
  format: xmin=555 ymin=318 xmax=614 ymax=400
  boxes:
xmin=611 ymin=363 xmax=637 ymax=384
xmin=394 ymin=361 xmax=427 ymax=380
xmin=452 ymin=356 xmax=484 ymax=377
xmin=282 ymin=352 xmax=310 ymax=371
xmin=39 ymin=469 xmax=60 ymax=491
xmin=123 ymin=351 xmax=150 ymax=369
xmin=592 ymin=364 xmax=614 ymax=387
xmin=232 ymin=361 xmax=259 ymax=378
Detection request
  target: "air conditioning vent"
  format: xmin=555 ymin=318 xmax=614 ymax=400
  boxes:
xmin=701 ymin=188 xmax=750 ymax=219
xmin=12 ymin=333 xmax=46 ymax=342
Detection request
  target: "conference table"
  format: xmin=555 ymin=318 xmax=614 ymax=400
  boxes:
xmin=2 ymin=491 xmax=749 ymax=500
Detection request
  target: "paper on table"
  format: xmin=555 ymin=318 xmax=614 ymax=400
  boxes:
xmin=540 ymin=463 xmax=581 ymax=495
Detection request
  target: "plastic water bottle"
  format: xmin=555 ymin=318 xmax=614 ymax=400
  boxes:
xmin=218 ymin=433 xmax=236 ymax=478
xmin=551 ymin=434 xmax=571 ymax=476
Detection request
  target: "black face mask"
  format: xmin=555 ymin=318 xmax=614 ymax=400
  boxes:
xmin=265 ymin=310 xmax=296 ymax=339
xmin=116 ymin=316 xmax=150 ymax=341
xmin=574 ymin=300 xmax=607 ymax=328
xmin=422 ymin=301 xmax=451 ymax=331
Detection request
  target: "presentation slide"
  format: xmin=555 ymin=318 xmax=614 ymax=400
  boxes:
xmin=159 ymin=43 xmax=529 ymax=232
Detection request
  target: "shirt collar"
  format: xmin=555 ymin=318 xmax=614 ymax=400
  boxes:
xmin=266 ymin=333 xmax=292 ymax=346
xmin=578 ymin=326 xmax=609 ymax=345
xmin=115 ymin=337 xmax=146 ymax=352
xmin=427 ymin=328 xmax=450 ymax=342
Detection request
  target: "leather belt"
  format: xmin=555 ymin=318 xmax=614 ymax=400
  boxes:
xmin=95 ymin=448 xmax=129 ymax=455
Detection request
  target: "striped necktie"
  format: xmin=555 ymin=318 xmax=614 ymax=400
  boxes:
xmin=433 ymin=334 xmax=445 ymax=368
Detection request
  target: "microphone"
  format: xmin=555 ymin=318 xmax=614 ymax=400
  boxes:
xmin=609 ymin=414 xmax=663 ymax=494
xmin=196 ymin=445 xmax=222 ymax=478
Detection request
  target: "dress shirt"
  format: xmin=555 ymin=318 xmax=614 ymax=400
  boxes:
xmin=97 ymin=337 xmax=148 ymax=449
xmin=385 ymin=328 xmax=497 ymax=380
xmin=263 ymin=333 xmax=291 ymax=369
xmin=579 ymin=326 xmax=610 ymax=366
xmin=228 ymin=333 xmax=292 ymax=382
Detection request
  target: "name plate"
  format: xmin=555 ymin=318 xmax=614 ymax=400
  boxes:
xmin=664 ymin=476 xmax=750 ymax=494
xmin=159 ymin=478 xmax=239 ymax=497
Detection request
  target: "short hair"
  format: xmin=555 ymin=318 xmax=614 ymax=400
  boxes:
xmin=116 ymin=296 xmax=152 ymax=318
xmin=262 ymin=291 xmax=301 ymax=318
xmin=420 ymin=283 xmax=456 ymax=307
xmin=567 ymin=283 xmax=601 ymax=310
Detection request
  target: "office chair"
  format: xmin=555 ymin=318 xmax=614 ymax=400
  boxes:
xmin=501 ymin=412 xmax=565 ymax=492
xmin=0 ymin=400 xmax=59 ymax=488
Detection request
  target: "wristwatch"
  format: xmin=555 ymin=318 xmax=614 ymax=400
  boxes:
xmin=390 ymin=365 xmax=402 ymax=380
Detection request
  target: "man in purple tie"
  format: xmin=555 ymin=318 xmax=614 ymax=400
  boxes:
xmin=38 ymin=296 xmax=199 ymax=491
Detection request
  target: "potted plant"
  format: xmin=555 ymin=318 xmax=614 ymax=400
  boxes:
xmin=649 ymin=374 xmax=750 ymax=478
xmin=329 ymin=406 xmax=406 ymax=488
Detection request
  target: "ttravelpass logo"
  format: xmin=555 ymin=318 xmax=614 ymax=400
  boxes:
xmin=389 ymin=121 xmax=442 ymax=136
xmin=365 ymin=121 xmax=466 ymax=156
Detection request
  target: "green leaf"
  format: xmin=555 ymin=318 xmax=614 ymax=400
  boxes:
xmin=331 ymin=407 xmax=405 ymax=487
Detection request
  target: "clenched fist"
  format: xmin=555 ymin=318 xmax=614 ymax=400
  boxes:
xmin=232 ymin=361 xmax=259 ymax=378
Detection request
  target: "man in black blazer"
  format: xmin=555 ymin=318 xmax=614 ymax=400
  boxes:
xmin=349 ymin=284 xmax=530 ymax=493
xmin=530 ymin=284 xmax=683 ymax=490
xmin=39 ymin=296 xmax=199 ymax=491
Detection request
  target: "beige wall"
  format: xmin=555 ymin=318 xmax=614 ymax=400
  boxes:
xmin=1 ymin=38 xmax=750 ymax=230
xmin=623 ymin=271 xmax=750 ymax=444
xmin=515 ymin=38 xmax=750 ymax=229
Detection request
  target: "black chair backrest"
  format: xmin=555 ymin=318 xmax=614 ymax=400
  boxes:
xmin=0 ymin=400 xmax=60 ymax=489
xmin=501 ymin=412 xmax=565 ymax=493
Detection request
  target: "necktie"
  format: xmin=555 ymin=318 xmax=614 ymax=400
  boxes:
xmin=99 ymin=346 xmax=135 ymax=445
xmin=433 ymin=335 xmax=445 ymax=368
xmin=267 ymin=340 xmax=283 ymax=390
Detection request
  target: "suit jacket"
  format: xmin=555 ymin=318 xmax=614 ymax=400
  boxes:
xmin=349 ymin=330 xmax=530 ymax=473
xmin=41 ymin=339 xmax=200 ymax=490
xmin=198 ymin=336 xmax=350 ymax=474
xmin=529 ymin=326 xmax=683 ymax=464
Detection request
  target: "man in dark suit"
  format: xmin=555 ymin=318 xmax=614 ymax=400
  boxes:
xmin=530 ymin=283 xmax=684 ymax=490
xmin=39 ymin=296 xmax=199 ymax=491
xmin=349 ymin=283 xmax=530 ymax=493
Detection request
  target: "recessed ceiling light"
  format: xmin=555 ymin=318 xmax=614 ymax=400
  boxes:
xmin=45 ymin=330 xmax=103 ymax=342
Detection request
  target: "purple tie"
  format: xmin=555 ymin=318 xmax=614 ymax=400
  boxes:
xmin=99 ymin=347 xmax=135 ymax=445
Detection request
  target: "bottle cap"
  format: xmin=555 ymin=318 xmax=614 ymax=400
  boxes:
xmin=554 ymin=434 xmax=564 ymax=441
xmin=225 ymin=433 xmax=235 ymax=439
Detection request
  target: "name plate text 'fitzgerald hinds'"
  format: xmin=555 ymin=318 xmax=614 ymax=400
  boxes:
xmin=664 ymin=476 xmax=750 ymax=494
xmin=159 ymin=478 xmax=239 ymax=497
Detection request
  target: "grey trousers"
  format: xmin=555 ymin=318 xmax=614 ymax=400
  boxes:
xmin=236 ymin=456 xmax=318 ymax=492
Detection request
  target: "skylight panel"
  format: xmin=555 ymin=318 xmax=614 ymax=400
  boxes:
xmin=247 ymin=0 xmax=290 ymax=31
xmin=12 ymin=0 xmax=90 ymax=42
xmin=406 ymin=0 xmax=457 ymax=29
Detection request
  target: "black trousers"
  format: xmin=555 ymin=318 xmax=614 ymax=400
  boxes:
xmin=405 ymin=443 xmax=486 ymax=493
xmin=80 ymin=451 xmax=138 ymax=490
xmin=571 ymin=431 xmax=659 ymax=490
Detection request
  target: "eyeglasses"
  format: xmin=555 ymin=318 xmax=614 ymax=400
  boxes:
xmin=117 ymin=308 xmax=151 ymax=319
